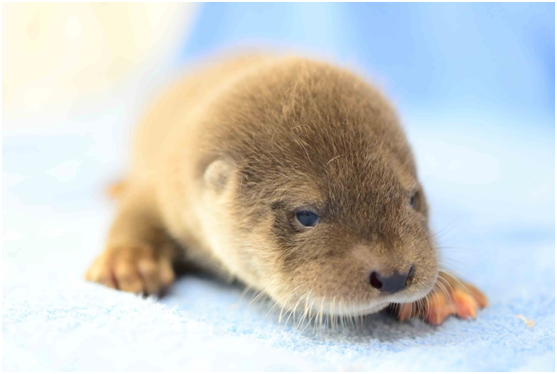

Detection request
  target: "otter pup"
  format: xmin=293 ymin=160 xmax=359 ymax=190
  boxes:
xmin=86 ymin=54 xmax=487 ymax=325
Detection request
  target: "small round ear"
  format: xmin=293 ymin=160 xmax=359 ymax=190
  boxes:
xmin=204 ymin=158 xmax=236 ymax=193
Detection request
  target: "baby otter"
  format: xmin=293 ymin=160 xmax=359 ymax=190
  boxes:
xmin=86 ymin=54 xmax=487 ymax=325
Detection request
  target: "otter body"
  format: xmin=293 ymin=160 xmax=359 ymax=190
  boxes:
xmin=87 ymin=54 xmax=487 ymax=324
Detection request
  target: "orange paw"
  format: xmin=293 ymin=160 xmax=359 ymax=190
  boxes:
xmin=85 ymin=245 xmax=175 ymax=296
xmin=394 ymin=271 xmax=488 ymax=325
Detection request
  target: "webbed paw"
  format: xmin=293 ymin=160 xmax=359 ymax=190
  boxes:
xmin=394 ymin=271 xmax=488 ymax=325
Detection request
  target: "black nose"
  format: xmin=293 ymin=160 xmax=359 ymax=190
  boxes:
xmin=370 ymin=265 xmax=414 ymax=293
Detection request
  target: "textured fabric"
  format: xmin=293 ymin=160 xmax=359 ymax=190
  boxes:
xmin=3 ymin=99 xmax=554 ymax=370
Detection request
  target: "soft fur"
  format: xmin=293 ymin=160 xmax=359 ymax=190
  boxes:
xmin=86 ymin=54 xmax=486 ymax=323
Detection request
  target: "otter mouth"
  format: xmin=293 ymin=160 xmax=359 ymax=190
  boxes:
xmin=284 ymin=286 xmax=434 ymax=318
xmin=283 ymin=300 xmax=390 ymax=319
xmin=285 ymin=299 xmax=390 ymax=318
xmin=326 ymin=302 xmax=392 ymax=317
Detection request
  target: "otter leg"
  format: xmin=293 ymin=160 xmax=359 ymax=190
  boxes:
xmin=394 ymin=271 xmax=488 ymax=325
xmin=86 ymin=184 xmax=176 ymax=296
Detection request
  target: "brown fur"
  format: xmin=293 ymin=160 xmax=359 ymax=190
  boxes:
xmin=86 ymin=53 xmax=486 ymax=322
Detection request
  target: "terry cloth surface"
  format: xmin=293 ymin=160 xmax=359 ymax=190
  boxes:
xmin=3 ymin=98 xmax=554 ymax=371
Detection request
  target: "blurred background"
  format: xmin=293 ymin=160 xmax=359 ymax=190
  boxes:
xmin=4 ymin=3 xmax=554 ymax=129
xmin=3 ymin=3 xmax=554 ymax=371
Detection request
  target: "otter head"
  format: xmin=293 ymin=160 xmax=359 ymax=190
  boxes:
xmin=198 ymin=57 xmax=438 ymax=317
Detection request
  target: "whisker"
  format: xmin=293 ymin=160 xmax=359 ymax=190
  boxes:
xmin=430 ymin=219 xmax=460 ymax=241
xmin=441 ymin=270 xmax=471 ymax=293
xmin=247 ymin=290 xmax=267 ymax=307
xmin=284 ymin=294 xmax=303 ymax=326
xmin=264 ymin=300 xmax=281 ymax=320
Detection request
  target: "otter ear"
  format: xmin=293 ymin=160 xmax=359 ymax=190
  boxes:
xmin=204 ymin=158 xmax=236 ymax=193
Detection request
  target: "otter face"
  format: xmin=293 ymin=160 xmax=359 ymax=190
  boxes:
xmin=203 ymin=141 xmax=438 ymax=318
xmin=198 ymin=58 xmax=438 ymax=318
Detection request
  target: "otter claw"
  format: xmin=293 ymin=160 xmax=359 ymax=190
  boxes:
xmin=393 ymin=272 xmax=488 ymax=325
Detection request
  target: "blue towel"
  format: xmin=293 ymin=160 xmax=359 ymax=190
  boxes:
xmin=3 ymin=109 xmax=554 ymax=371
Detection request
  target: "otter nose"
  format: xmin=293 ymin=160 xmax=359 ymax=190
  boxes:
xmin=369 ymin=265 xmax=414 ymax=293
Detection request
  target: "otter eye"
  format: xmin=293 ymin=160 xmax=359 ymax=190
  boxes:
xmin=409 ymin=192 xmax=417 ymax=209
xmin=295 ymin=210 xmax=319 ymax=227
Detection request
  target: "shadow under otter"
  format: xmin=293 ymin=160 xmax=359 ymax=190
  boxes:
xmin=162 ymin=266 xmax=439 ymax=343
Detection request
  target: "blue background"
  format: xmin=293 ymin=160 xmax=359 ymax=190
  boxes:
xmin=180 ymin=3 xmax=554 ymax=129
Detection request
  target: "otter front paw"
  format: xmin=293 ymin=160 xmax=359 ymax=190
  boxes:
xmin=85 ymin=245 xmax=175 ymax=296
xmin=395 ymin=271 xmax=488 ymax=325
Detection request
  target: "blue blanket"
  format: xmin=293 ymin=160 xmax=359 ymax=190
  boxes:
xmin=3 ymin=110 xmax=554 ymax=371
